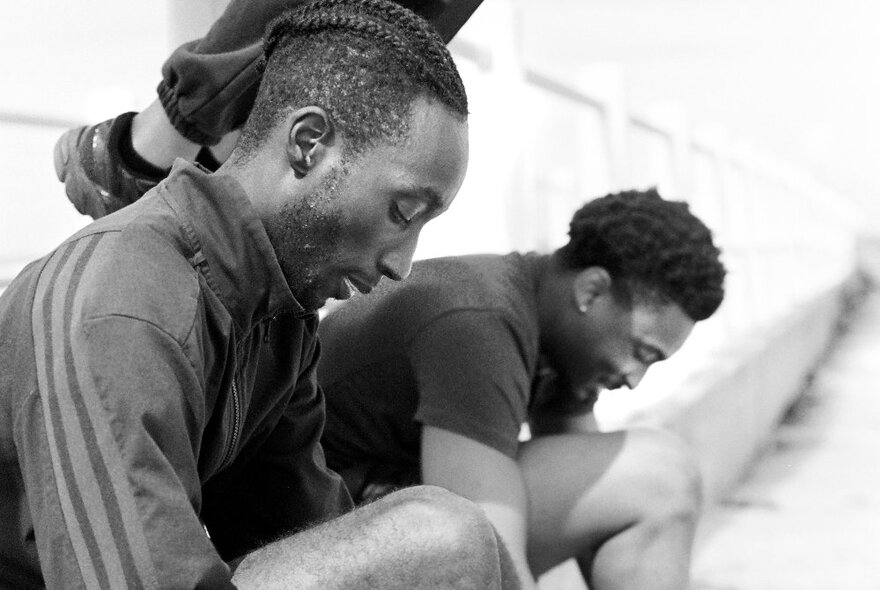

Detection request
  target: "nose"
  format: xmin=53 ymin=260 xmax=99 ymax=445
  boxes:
xmin=379 ymin=235 xmax=419 ymax=282
xmin=624 ymin=364 xmax=650 ymax=389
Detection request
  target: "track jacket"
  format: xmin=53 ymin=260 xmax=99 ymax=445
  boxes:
xmin=0 ymin=161 xmax=352 ymax=589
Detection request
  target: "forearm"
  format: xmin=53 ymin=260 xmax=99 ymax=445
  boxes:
xmin=422 ymin=427 xmax=539 ymax=589
xmin=479 ymin=503 xmax=539 ymax=590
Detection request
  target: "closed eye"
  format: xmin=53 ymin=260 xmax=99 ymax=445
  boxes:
xmin=634 ymin=343 xmax=664 ymax=365
xmin=391 ymin=198 xmax=426 ymax=226
xmin=390 ymin=186 xmax=447 ymax=228
xmin=391 ymin=203 xmax=412 ymax=225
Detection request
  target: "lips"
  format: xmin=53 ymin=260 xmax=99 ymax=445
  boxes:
xmin=601 ymin=375 xmax=628 ymax=390
xmin=336 ymin=275 xmax=374 ymax=300
xmin=336 ymin=277 xmax=355 ymax=300
xmin=590 ymin=373 xmax=626 ymax=392
xmin=347 ymin=276 xmax=374 ymax=295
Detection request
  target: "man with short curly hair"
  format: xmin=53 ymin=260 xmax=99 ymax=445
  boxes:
xmin=317 ymin=188 xmax=727 ymax=590
xmin=0 ymin=2 xmax=518 ymax=588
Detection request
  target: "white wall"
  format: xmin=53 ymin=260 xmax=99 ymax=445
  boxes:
xmin=0 ymin=0 xmax=176 ymax=284
xmin=519 ymin=0 xmax=880 ymax=228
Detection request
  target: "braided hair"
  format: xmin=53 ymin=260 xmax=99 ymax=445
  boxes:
xmin=238 ymin=0 xmax=468 ymax=158
xmin=557 ymin=188 xmax=726 ymax=321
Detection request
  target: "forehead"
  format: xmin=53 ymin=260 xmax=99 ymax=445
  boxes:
xmin=350 ymin=97 xmax=469 ymax=209
xmin=631 ymin=301 xmax=695 ymax=357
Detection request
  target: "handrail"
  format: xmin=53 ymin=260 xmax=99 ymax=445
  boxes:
xmin=0 ymin=112 xmax=83 ymax=130
xmin=523 ymin=69 xmax=606 ymax=113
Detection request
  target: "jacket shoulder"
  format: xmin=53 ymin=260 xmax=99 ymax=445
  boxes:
xmin=59 ymin=225 xmax=204 ymax=344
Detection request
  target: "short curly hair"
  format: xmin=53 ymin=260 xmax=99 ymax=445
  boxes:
xmin=237 ymin=0 xmax=468 ymax=158
xmin=557 ymin=188 xmax=726 ymax=321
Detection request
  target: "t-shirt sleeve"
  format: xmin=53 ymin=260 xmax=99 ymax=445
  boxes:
xmin=408 ymin=309 xmax=532 ymax=458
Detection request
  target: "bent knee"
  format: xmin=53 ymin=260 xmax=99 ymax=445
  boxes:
xmin=381 ymin=486 xmax=497 ymax=555
xmin=625 ymin=428 xmax=703 ymax=521
xmin=382 ymin=484 xmax=480 ymax=517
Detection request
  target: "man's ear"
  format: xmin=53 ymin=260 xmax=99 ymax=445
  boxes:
xmin=573 ymin=267 xmax=612 ymax=313
xmin=287 ymin=107 xmax=335 ymax=177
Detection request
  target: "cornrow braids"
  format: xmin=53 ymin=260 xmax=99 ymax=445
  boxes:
xmin=238 ymin=0 xmax=467 ymax=158
xmin=557 ymin=188 xmax=726 ymax=321
xmin=265 ymin=0 xmax=466 ymax=110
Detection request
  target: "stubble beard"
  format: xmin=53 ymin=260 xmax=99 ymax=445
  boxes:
xmin=262 ymin=168 xmax=346 ymax=312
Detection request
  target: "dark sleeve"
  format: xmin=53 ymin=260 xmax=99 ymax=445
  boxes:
xmin=202 ymin=333 xmax=353 ymax=560
xmin=15 ymin=314 xmax=234 ymax=589
xmin=409 ymin=310 xmax=532 ymax=458
xmin=157 ymin=0 xmax=471 ymax=144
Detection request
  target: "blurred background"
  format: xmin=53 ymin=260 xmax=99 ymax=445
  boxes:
xmin=1 ymin=1 xmax=878 ymax=588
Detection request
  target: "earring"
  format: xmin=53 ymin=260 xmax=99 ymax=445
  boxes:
xmin=578 ymin=303 xmax=587 ymax=314
xmin=304 ymin=154 xmax=312 ymax=167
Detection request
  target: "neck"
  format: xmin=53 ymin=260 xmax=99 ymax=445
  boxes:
xmin=217 ymin=151 xmax=287 ymax=219
xmin=217 ymin=151 xmax=256 ymax=188
xmin=535 ymin=252 xmax=571 ymax=351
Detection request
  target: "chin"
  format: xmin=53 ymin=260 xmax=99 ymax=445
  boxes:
xmin=305 ymin=299 xmax=329 ymax=314
xmin=290 ymin=287 xmax=327 ymax=314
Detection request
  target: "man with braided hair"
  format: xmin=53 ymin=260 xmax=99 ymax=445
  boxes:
xmin=0 ymin=2 xmax=519 ymax=588
xmin=317 ymin=188 xmax=727 ymax=589
xmin=54 ymin=0 xmax=483 ymax=217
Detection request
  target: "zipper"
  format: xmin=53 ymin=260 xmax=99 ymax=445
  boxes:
xmin=219 ymin=317 xmax=272 ymax=471
xmin=263 ymin=316 xmax=275 ymax=343
xmin=219 ymin=377 xmax=242 ymax=471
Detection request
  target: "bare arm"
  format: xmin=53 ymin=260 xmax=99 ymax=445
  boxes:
xmin=422 ymin=425 xmax=539 ymax=590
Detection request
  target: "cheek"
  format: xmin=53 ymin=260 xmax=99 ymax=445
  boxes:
xmin=335 ymin=219 xmax=400 ymax=264
xmin=577 ymin=330 xmax=632 ymax=379
xmin=555 ymin=330 xmax=603 ymax=383
xmin=337 ymin=203 xmax=385 ymax=240
xmin=602 ymin=335 xmax=635 ymax=368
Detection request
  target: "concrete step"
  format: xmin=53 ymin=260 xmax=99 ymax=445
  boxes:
xmin=691 ymin=290 xmax=880 ymax=590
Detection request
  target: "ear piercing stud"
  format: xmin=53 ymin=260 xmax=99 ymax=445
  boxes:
xmin=578 ymin=304 xmax=587 ymax=313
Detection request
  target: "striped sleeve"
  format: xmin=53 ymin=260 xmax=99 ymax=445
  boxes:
xmin=16 ymin=236 xmax=234 ymax=589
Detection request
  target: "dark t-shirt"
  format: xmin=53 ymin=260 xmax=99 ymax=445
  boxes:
xmin=318 ymin=253 xmax=544 ymax=479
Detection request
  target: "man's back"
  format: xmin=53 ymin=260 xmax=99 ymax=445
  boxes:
xmin=319 ymin=252 xmax=544 ymax=478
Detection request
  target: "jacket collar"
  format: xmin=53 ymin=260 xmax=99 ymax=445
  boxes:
xmin=159 ymin=160 xmax=311 ymax=329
